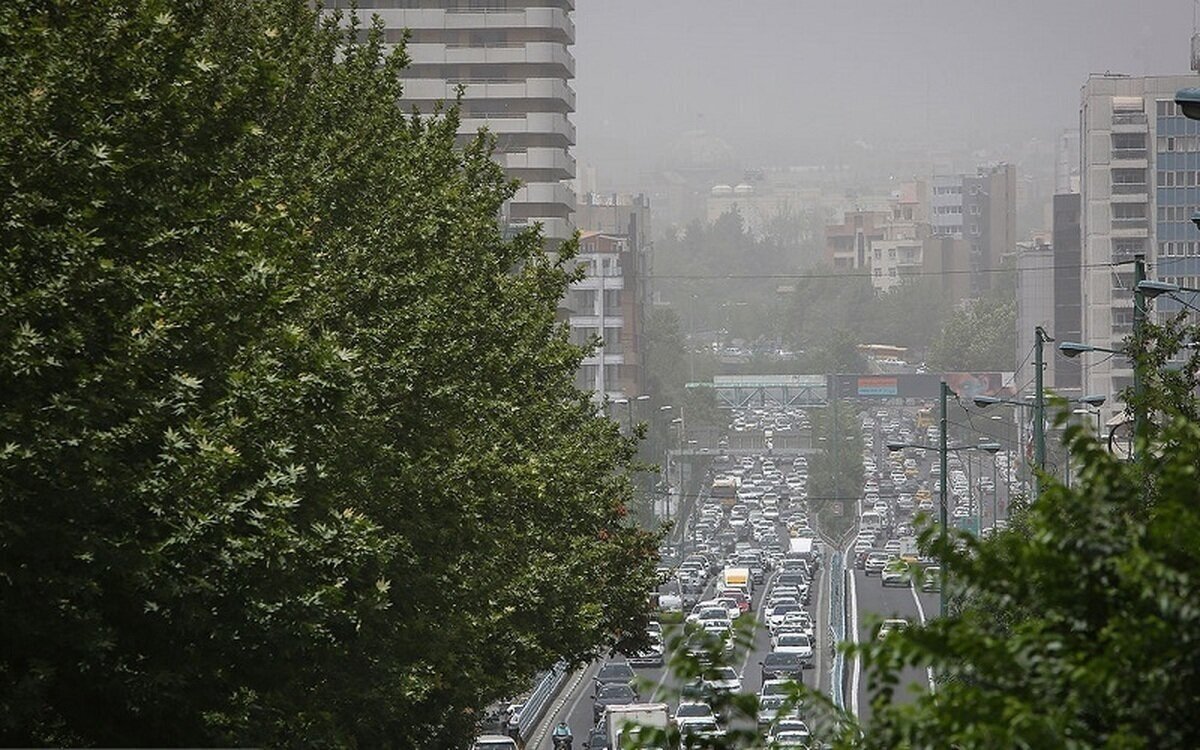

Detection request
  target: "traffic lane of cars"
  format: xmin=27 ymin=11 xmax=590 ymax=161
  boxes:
xmin=852 ymin=568 xmax=932 ymax=728
xmin=546 ymin=567 xmax=796 ymax=748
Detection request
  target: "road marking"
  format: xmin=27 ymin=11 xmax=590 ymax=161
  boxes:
xmin=847 ymin=564 xmax=861 ymax=717
xmin=531 ymin=662 xmax=596 ymax=750
xmin=908 ymin=583 xmax=936 ymax=693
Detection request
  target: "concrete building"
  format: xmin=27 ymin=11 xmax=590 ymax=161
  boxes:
xmin=1079 ymin=73 xmax=1200 ymax=421
xmin=825 ymin=210 xmax=889 ymax=271
xmin=572 ymin=193 xmax=653 ymax=399
xmin=566 ymin=231 xmax=645 ymax=399
xmin=334 ymin=0 xmax=577 ymax=242
xmin=1053 ymin=193 xmax=1083 ymax=391
xmin=931 ymin=165 xmax=1017 ymax=295
xmin=1015 ymin=242 xmax=1057 ymax=391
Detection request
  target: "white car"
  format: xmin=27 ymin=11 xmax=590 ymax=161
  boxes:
xmin=766 ymin=603 xmax=803 ymax=632
xmin=703 ymin=666 xmax=742 ymax=694
xmin=773 ymin=633 xmax=814 ymax=663
xmin=674 ymin=701 xmax=717 ymax=728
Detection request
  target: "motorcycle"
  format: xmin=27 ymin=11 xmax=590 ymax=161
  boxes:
xmin=552 ymin=735 xmax=573 ymax=750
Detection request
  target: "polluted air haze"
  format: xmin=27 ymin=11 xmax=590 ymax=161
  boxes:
xmin=575 ymin=0 xmax=1193 ymax=187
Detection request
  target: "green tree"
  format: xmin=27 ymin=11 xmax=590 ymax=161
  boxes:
xmin=0 ymin=2 xmax=658 ymax=746
xmin=926 ymin=294 xmax=1016 ymax=372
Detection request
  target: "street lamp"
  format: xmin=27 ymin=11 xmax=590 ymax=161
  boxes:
xmin=1175 ymin=87 xmax=1200 ymax=120
xmin=973 ymin=391 xmax=1106 ymax=491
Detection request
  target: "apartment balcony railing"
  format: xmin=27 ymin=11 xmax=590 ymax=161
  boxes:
xmin=1111 ymin=148 xmax=1148 ymax=161
xmin=1111 ymin=183 xmax=1148 ymax=195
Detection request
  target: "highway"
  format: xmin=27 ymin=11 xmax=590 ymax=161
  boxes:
xmin=529 ymin=550 xmax=833 ymax=749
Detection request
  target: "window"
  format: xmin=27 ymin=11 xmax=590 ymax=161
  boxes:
xmin=1113 ymin=133 xmax=1146 ymax=150
xmin=888 ymin=269 xmax=898 ymax=277
xmin=888 ymin=249 xmax=896 ymax=259
xmin=1114 ymin=203 xmax=1146 ymax=219
xmin=970 ymin=204 xmax=981 ymax=215
xmin=970 ymin=223 xmax=980 ymax=235
xmin=873 ymin=268 xmax=882 ymax=277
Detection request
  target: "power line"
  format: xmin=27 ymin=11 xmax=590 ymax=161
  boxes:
xmin=647 ymin=261 xmax=1123 ymax=282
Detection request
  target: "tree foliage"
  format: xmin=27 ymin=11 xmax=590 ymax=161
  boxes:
xmin=0 ymin=2 xmax=658 ymax=746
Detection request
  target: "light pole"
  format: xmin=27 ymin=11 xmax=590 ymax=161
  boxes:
xmin=973 ymin=392 xmax=1105 ymax=495
xmin=1033 ymin=326 xmax=1052 ymax=475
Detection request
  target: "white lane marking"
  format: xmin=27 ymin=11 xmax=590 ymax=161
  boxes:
xmin=908 ymin=583 xmax=936 ymax=693
xmin=533 ymin=662 xmax=596 ymax=749
xmin=847 ymin=565 xmax=861 ymax=718
xmin=741 ymin=569 xmax=779 ymax=683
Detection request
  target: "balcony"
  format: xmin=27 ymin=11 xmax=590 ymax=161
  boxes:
xmin=571 ymin=275 xmax=625 ymax=291
xmin=508 ymin=217 xmax=573 ymax=241
xmin=372 ymin=7 xmax=573 ymax=43
xmin=406 ymin=42 xmax=574 ymax=77
xmin=569 ymin=315 xmax=624 ymax=329
xmin=1111 ymin=217 xmax=1148 ymax=230
xmin=460 ymin=112 xmax=575 ymax=144
xmin=1110 ymin=148 xmax=1148 ymax=165
xmin=512 ymin=181 xmax=575 ymax=208
xmin=403 ymin=78 xmax=576 ymax=111
xmin=1110 ymin=182 xmax=1148 ymax=197
xmin=500 ymin=147 xmax=575 ymax=179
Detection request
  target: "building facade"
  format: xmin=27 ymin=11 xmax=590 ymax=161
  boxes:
xmin=1079 ymin=74 xmax=1200 ymax=421
xmin=1015 ymin=242 xmax=1057 ymax=391
xmin=334 ymin=0 xmax=577 ymax=242
xmin=566 ymin=231 xmax=646 ymax=399
xmin=1052 ymin=192 xmax=1083 ymax=391
xmin=930 ymin=164 xmax=1016 ymax=295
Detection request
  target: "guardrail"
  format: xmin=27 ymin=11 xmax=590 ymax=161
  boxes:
xmin=829 ymin=549 xmax=846 ymax=709
xmin=516 ymin=662 xmax=569 ymax=743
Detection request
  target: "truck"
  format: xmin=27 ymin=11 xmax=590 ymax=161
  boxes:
xmin=606 ymin=702 xmax=669 ymax=749
xmin=723 ymin=566 xmax=752 ymax=597
xmin=788 ymin=536 xmax=813 ymax=557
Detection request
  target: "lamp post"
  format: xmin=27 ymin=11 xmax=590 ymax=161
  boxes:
xmin=973 ymin=392 xmax=1105 ymax=495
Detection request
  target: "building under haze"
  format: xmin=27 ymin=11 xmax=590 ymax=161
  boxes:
xmin=335 ymin=0 xmax=577 ymax=243
xmin=1079 ymin=73 xmax=1200 ymax=422
xmin=570 ymin=194 xmax=653 ymax=399
xmin=930 ymin=164 xmax=1017 ymax=295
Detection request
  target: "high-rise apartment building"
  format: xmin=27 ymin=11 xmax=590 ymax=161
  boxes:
xmin=333 ymin=1 xmax=577 ymax=242
xmin=1079 ymin=74 xmax=1200 ymax=421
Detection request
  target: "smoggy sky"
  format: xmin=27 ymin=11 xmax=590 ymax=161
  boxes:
xmin=573 ymin=0 xmax=1196 ymax=187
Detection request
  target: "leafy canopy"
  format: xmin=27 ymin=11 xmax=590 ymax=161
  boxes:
xmin=0 ymin=1 xmax=658 ymax=746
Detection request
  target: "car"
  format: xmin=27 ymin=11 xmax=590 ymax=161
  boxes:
xmin=876 ymin=618 xmax=910 ymax=640
xmin=761 ymin=651 xmax=805 ymax=682
xmin=863 ymin=551 xmax=891 ymax=576
xmin=756 ymin=694 xmax=790 ymax=728
xmin=772 ymin=633 xmax=814 ymax=664
xmin=592 ymin=682 xmax=637 ymax=721
xmin=594 ymin=662 xmax=636 ymax=688
xmin=627 ymin=632 xmax=664 ymax=667
xmin=921 ymin=565 xmax=942 ymax=592
xmin=766 ymin=603 xmax=803 ymax=631
xmin=881 ymin=564 xmax=909 ymax=587
xmin=473 ymin=736 xmax=519 ymax=750
xmin=678 ymin=718 xmax=722 ymax=740
xmin=702 ymin=666 xmax=742 ymax=695
xmin=674 ymin=701 xmax=718 ymax=729
xmin=583 ymin=725 xmax=609 ymax=750
xmin=759 ymin=679 xmax=793 ymax=700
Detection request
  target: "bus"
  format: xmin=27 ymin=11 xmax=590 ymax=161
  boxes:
xmin=916 ymin=407 xmax=934 ymax=430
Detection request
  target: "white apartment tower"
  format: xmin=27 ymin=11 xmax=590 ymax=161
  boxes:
xmin=1079 ymin=74 xmax=1200 ymax=422
xmin=335 ymin=1 xmax=577 ymax=242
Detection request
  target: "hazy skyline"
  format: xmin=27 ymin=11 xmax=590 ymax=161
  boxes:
xmin=574 ymin=0 xmax=1196 ymax=188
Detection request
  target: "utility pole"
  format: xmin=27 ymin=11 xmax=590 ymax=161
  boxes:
xmin=1033 ymin=326 xmax=1051 ymax=493
xmin=1132 ymin=253 xmax=1147 ymax=462
xmin=939 ymin=381 xmax=950 ymax=618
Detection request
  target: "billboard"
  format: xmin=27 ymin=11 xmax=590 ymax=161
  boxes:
xmin=833 ymin=373 xmax=1010 ymax=400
